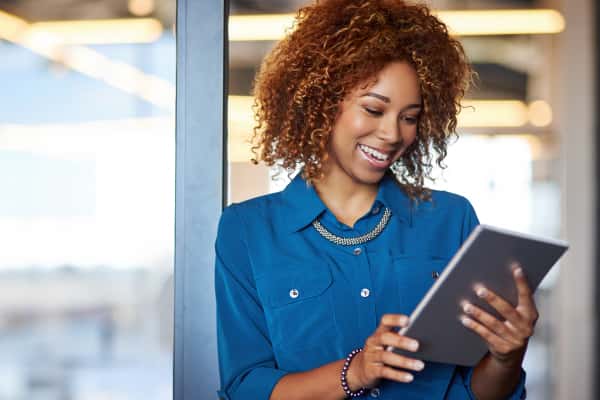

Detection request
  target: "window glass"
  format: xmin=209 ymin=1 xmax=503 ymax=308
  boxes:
xmin=0 ymin=2 xmax=175 ymax=398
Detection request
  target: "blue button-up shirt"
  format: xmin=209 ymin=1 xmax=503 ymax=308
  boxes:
xmin=215 ymin=171 xmax=526 ymax=399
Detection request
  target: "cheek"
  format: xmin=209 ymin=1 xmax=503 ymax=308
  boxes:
xmin=337 ymin=111 xmax=372 ymax=137
xmin=395 ymin=128 xmax=419 ymax=158
xmin=331 ymin=115 xmax=370 ymax=149
xmin=401 ymin=126 xmax=418 ymax=146
xmin=406 ymin=128 xmax=418 ymax=144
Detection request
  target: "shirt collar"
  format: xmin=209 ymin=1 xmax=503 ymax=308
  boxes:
xmin=280 ymin=172 xmax=328 ymax=233
xmin=280 ymin=170 xmax=412 ymax=233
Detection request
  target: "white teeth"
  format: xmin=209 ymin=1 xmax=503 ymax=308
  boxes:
xmin=359 ymin=144 xmax=389 ymax=161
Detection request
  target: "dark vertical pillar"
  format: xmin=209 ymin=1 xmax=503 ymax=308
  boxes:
xmin=174 ymin=0 xmax=228 ymax=399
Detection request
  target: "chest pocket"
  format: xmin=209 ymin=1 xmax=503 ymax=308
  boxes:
xmin=392 ymin=255 xmax=450 ymax=315
xmin=255 ymin=267 xmax=337 ymax=352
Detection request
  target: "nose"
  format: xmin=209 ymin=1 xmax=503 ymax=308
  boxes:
xmin=376 ymin=115 xmax=403 ymax=145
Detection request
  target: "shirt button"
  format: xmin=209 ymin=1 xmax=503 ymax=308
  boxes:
xmin=372 ymin=206 xmax=380 ymax=215
xmin=289 ymin=289 xmax=299 ymax=299
xmin=432 ymin=271 xmax=440 ymax=280
xmin=353 ymin=247 xmax=362 ymax=256
xmin=370 ymin=387 xmax=381 ymax=397
xmin=360 ymin=288 xmax=370 ymax=298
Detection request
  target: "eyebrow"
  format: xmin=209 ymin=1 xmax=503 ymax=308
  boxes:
xmin=363 ymin=92 xmax=422 ymax=111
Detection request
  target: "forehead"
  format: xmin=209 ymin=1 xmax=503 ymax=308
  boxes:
xmin=354 ymin=61 xmax=421 ymax=102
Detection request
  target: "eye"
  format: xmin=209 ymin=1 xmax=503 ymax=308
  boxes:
xmin=364 ymin=107 xmax=383 ymax=116
xmin=401 ymin=116 xmax=419 ymax=125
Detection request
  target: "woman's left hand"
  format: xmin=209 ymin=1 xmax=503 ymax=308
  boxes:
xmin=460 ymin=262 xmax=539 ymax=364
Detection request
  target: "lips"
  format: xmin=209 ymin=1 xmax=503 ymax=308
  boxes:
xmin=357 ymin=143 xmax=395 ymax=169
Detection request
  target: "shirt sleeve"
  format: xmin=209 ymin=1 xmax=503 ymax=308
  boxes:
xmin=460 ymin=198 xmax=480 ymax=242
xmin=458 ymin=366 xmax=527 ymax=399
xmin=215 ymin=205 xmax=289 ymax=400
xmin=457 ymin=198 xmax=527 ymax=399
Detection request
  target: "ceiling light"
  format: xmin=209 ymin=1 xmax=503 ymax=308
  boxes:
xmin=128 ymin=0 xmax=156 ymax=17
xmin=27 ymin=18 xmax=163 ymax=45
xmin=0 ymin=9 xmax=27 ymax=42
xmin=528 ymin=100 xmax=553 ymax=127
xmin=459 ymin=100 xmax=529 ymax=127
xmin=229 ymin=14 xmax=295 ymax=41
xmin=439 ymin=9 xmax=565 ymax=36
xmin=229 ymin=9 xmax=565 ymax=41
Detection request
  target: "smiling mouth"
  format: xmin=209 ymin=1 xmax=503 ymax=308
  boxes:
xmin=357 ymin=143 xmax=395 ymax=168
xmin=358 ymin=143 xmax=391 ymax=160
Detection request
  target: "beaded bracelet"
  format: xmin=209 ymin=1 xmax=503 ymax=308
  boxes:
xmin=340 ymin=348 xmax=367 ymax=398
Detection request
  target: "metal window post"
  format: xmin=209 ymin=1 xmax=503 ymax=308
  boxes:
xmin=174 ymin=1 xmax=228 ymax=399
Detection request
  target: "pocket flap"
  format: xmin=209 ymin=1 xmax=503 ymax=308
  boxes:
xmin=257 ymin=268 xmax=333 ymax=308
xmin=391 ymin=246 xmax=451 ymax=262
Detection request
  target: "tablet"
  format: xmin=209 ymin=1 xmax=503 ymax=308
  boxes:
xmin=386 ymin=224 xmax=568 ymax=366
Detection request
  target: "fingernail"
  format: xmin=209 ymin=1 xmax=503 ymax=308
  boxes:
xmin=405 ymin=374 xmax=414 ymax=382
xmin=463 ymin=303 xmax=472 ymax=314
xmin=461 ymin=316 xmax=471 ymax=326
xmin=476 ymin=287 xmax=487 ymax=298
xmin=410 ymin=341 xmax=419 ymax=351
xmin=514 ymin=268 xmax=523 ymax=277
xmin=414 ymin=361 xmax=425 ymax=370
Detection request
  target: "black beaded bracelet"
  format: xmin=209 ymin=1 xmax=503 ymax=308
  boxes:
xmin=340 ymin=348 xmax=367 ymax=398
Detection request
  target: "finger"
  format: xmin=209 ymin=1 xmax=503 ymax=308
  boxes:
xmin=475 ymin=285 xmax=525 ymax=328
xmin=380 ymin=331 xmax=420 ymax=353
xmin=373 ymin=314 xmax=409 ymax=340
xmin=366 ymin=319 xmax=412 ymax=352
xmin=461 ymin=315 xmax=515 ymax=355
xmin=512 ymin=264 xmax=539 ymax=322
xmin=365 ymin=337 xmax=385 ymax=352
xmin=379 ymin=314 xmax=410 ymax=330
xmin=378 ymin=365 xmax=414 ymax=383
xmin=379 ymin=351 xmax=425 ymax=372
xmin=505 ymin=319 xmax=534 ymax=340
xmin=462 ymin=301 xmax=524 ymax=346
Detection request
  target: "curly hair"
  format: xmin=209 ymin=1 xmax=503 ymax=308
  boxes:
xmin=251 ymin=0 xmax=474 ymax=201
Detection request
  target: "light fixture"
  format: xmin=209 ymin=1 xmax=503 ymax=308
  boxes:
xmin=459 ymin=100 xmax=529 ymax=128
xmin=0 ymin=10 xmax=163 ymax=45
xmin=28 ymin=18 xmax=163 ymax=45
xmin=439 ymin=9 xmax=565 ymax=36
xmin=229 ymin=9 xmax=565 ymax=41
xmin=0 ymin=9 xmax=27 ymax=42
xmin=128 ymin=0 xmax=156 ymax=17
xmin=229 ymin=14 xmax=296 ymax=41
xmin=528 ymin=100 xmax=553 ymax=127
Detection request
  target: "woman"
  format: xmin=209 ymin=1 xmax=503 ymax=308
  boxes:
xmin=215 ymin=0 xmax=536 ymax=399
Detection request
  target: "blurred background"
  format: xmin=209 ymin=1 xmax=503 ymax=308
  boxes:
xmin=0 ymin=0 xmax=594 ymax=399
xmin=0 ymin=0 xmax=176 ymax=399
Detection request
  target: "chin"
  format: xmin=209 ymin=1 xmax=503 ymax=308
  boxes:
xmin=350 ymin=167 xmax=387 ymax=186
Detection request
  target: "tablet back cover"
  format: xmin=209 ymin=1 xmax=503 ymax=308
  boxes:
xmin=390 ymin=225 xmax=568 ymax=366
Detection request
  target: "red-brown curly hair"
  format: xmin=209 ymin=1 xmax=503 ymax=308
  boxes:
xmin=251 ymin=0 xmax=474 ymax=200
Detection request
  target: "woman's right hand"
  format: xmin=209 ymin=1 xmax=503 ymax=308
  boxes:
xmin=347 ymin=314 xmax=425 ymax=390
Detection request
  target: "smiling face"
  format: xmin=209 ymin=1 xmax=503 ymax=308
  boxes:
xmin=324 ymin=61 xmax=422 ymax=186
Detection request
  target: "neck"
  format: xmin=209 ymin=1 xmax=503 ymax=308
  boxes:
xmin=313 ymin=167 xmax=379 ymax=228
